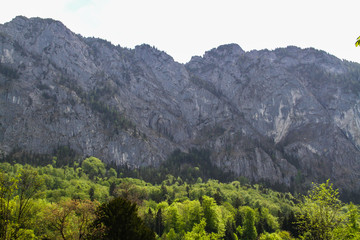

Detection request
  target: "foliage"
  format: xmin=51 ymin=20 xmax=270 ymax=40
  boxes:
xmin=258 ymin=231 xmax=294 ymax=240
xmin=81 ymin=157 xmax=106 ymax=180
xmin=1 ymin=146 xmax=80 ymax=168
xmin=0 ymin=167 xmax=43 ymax=239
xmin=120 ymin=148 xmax=236 ymax=184
xmin=241 ymin=206 xmax=257 ymax=240
xmin=295 ymin=180 xmax=343 ymax=239
xmin=202 ymin=195 xmax=223 ymax=234
xmin=356 ymin=36 xmax=360 ymax=47
xmin=183 ymin=218 xmax=222 ymax=240
xmin=0 ymin=171 xmax=19 ymax=239
xmin=0 ymin=161 xmax=359 ymax=239
xmin=89 ymin=197 xmax=155 ymax=240
xmin=345 ymin=203 xmax=360 ymax=238
xmin=40 ymin=199 xmax=98 ymax=239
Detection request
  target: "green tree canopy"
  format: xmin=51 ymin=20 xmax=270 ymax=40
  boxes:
xmin=90 ymin=197 xmax=155 ymax=240
xmin=296 ymin=180 xmax=343 ymax=240
xmin=0 ymin=168 xmax=44 ymax=239
xmin=202 ymin=196 xmax=220 ymax=233
xmin=81 ymin=157 xmax=105 ymax=179
xmin=242 ymin=207 xmax=257 ymax=240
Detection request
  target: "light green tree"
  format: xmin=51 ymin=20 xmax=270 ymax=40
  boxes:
xmin=296 ymin=180 xmax=343 ymax=240
xmin=0 ymin=172 xmax=19 ymax=239
xmin=356 ymin=36 xmax=360 ymax=47
xmin=107 ymin=168 xmax=117 ymax=178
xmin=81 ymin=157 xmax=105 ymax=179
xmin=181 ymin=200 xmax=203 ymax=232
xmin=166 ymin=228 xmax=178 ymax=240
xmin=258 ymin=232 xmax=282 ymax=240
xmin=334 ymin=203 xmax=360 ymax=240
xmin=164 ymin=204 xmax=181 ymax=233
xmin=184 ymin=218 xmax=222 ymax=240
xmin=346 ymin=204 xmax=360 ymax=237
xmin=202 ymin=196 xmax=220 ymax=233
xmin=242 ymin=207 xmax=257 ymax=240
xmin=0 ymin=168 xmax=43 ymax=240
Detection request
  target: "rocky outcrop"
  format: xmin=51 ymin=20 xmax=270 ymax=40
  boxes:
xmin=1 ymin=16 xmax=360 ymax=197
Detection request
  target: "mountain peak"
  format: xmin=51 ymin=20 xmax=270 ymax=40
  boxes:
xmin=204 ymin=43 xmax=244 ymax=59
xmin=135 ymin=44 xmax=175 ymax=63
xmin=5 ymin=16 xmax=65 ymax=30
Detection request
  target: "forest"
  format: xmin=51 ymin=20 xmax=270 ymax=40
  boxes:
xmin=0 ymin=155 xmax=359 ymax=240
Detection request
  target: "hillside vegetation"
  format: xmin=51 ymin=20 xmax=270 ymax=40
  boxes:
xmin=0 ymin=157 xmax=359 ymax=240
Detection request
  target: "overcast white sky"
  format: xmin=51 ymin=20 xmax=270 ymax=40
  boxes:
xmin=1 ymin=0 xmax=359 ymax=64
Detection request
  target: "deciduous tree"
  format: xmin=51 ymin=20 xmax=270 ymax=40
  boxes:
xmin=81 ymin=157 xmax=105 ymax=180
xmin=202 ymin=196 xmax=220 ymax=233
xmin=242 ymin=207 xmax=257 ymax=240
xmin=0 ymin=172 xmax=19 ymax=239
xmin=296 ymin=180 xmax=343 ymax=240
xmin=0 ymin=168 xmax=43 ymax=239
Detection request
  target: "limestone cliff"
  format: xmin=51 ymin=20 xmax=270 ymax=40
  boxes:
xmin=1 ymin=16 xmax=360 ymax=197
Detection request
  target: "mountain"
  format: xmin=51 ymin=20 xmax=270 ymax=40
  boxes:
xmin=1 ymin=16 xmax=360 ymax=199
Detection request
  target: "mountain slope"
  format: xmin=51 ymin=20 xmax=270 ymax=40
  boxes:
xmin=1 ymin=16 xmax=360 ymax=198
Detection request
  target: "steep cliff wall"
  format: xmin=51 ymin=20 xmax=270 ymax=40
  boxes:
xmin=1 ymin=16 xmax=360 ymax=197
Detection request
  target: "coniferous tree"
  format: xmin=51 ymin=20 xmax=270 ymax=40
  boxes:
xmin=89 ymin=197 xmax=155 ymax=240
xmin=109 ymin=182 xmax=116 ymax=197
xmin=89 ymin=187 xmax=95 ymax=202
xmin=155 ymin=208 xmax=164 ymax=236
xmin=144 ymin=208 xmax=155 ymax=232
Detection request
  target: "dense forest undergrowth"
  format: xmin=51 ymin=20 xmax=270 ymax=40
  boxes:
xmin=0 ymin=153 xmax=359 ymax=239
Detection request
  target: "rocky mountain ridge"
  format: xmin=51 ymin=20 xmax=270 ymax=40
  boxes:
xmin=1 ymin=16 xmax=360 ymax=198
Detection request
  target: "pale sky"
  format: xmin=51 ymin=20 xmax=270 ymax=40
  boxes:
xmin=0 ymin=0 xmax=359 ymax=64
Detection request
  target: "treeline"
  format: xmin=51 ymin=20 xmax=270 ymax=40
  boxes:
xmin=2 ymin=147 xmax=239 ymax=185
xmin=119 ymin=148 xmax=238 ymax=185
xmin=0 ymin=159 xmax=359 ymax=239
xmin=0 ymin=146 xmax=80 ymax=167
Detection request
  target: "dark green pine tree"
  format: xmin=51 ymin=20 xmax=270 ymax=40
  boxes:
xmin=155 ymin=208 xmax=164 ymax=236
xmin=144 ymin=208 xmax=155 ymax=232
xmin=109 ymin=181 xmax=116 ymax=197
xmin=89 ymin=197 xmax=155 ymax=240
xmin=89 ymin=187 xmax=95 ymax=202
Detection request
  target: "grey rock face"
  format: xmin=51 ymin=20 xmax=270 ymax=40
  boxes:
xmin=1 ymin=16 xmax=360 ymax=196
